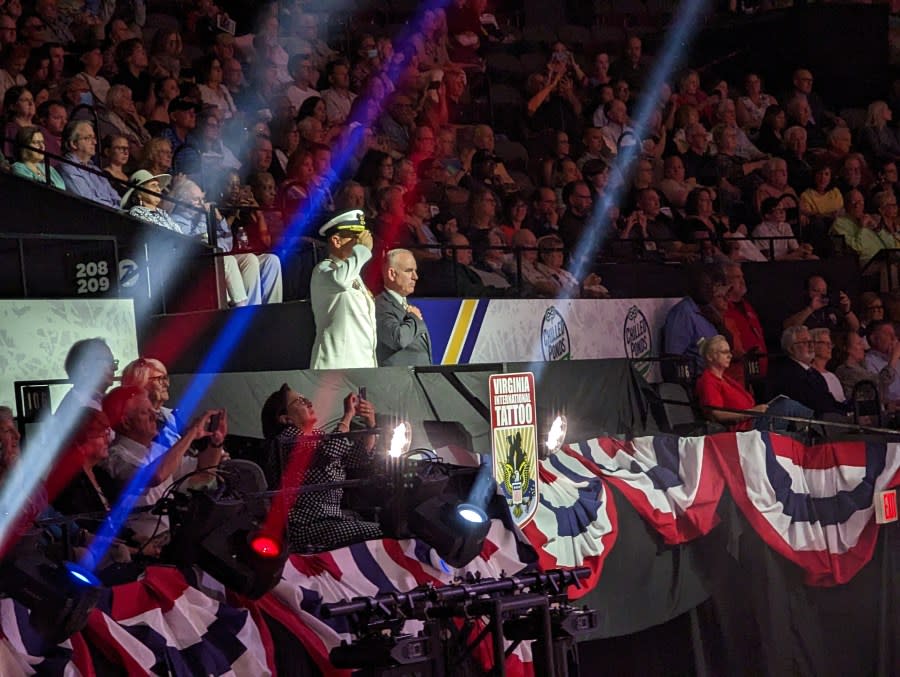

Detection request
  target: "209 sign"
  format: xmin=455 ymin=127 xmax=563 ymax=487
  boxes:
xmin=74 ymin=259 xmax=112 ymax=295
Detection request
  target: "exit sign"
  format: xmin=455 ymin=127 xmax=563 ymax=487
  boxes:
xmin=875 ymin=490 xmax=898 ymax=524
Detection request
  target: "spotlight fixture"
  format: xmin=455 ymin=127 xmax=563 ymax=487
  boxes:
xmin=0 ymin=537 xmax=103 ymax=644
xmin=388 ymin=421 xmax=412 ymax=459
xmin=407 ymin=496 xmax=491 ymax=568
xmin=545 ymin=415 xmax=567 ymax=454
xmin=164 ymin=491 xmax=287 ymax=599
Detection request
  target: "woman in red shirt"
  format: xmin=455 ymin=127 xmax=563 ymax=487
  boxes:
xmin=695 ymin=335 xmax=765 ymax=431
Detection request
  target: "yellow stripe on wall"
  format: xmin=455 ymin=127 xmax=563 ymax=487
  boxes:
xmin=442 ymin=299 xmax=478 ymax=364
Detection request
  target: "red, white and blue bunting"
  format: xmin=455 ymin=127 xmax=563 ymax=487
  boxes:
xmin=3 ymin=432 xmax=900 ymax=673
xmin=707 ymin=431 xmax=900 ymax=585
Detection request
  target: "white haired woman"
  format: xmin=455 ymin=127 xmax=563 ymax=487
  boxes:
xmin=696 ymin=335 xmax=811 ymax=431
xmin=859 ymin=100 xmax=900 ymax=164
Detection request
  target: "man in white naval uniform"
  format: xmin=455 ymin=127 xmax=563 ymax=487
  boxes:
xmin=310 ymin=210 xmax=378 ymax=369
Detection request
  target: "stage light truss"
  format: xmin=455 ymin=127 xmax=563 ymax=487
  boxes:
xmin=322 ymin=568 xmax=598 ymax=677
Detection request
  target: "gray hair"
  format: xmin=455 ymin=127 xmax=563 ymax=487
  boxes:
xmin=810 ymin=327 xmax=831 ymax=342
xmin=0 ymin=406 xmax=13 ymax=424
xmin=783 ymin=125 xmax=807 ymax=145
xmin=781 ymin=325 xmax=809 ymax=353
xmin=384 ymin=248 xmax=414 ymax=270
xmin=698 ymin=334 xmax=729 ymax=363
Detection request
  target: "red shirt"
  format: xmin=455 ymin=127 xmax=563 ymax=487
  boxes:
xmin=696 ymin=369 xmax=756 ymax=431
xmin=724 ymin=298 xmax=768 ymax=376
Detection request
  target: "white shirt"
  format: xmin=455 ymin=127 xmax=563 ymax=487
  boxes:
xmin=282 ymin=83 xmax=319 ymax=113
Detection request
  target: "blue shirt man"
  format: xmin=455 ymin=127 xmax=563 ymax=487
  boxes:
xmin=59 ymin=120 xmax=120 ymax=208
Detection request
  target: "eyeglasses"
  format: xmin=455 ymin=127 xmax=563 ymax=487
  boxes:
xmin=287 ymin=395 xmax=312 ymax=409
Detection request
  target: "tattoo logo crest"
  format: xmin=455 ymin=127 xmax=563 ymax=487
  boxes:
xmin=489 ymin=372 xmax=538 ymax=526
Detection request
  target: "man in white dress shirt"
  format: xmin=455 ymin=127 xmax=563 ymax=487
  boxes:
xmin=310 ymin=211 xmax=378 ymax=369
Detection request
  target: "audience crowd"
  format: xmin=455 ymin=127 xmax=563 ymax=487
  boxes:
xmin=2 ymin=0 xmax=898 ymax=304
xmin=1 ymin=3 xmax=900 ymax=410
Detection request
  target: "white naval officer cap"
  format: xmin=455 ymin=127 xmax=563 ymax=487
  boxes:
xmin=318 ymin=210 xmax=367 ymax=237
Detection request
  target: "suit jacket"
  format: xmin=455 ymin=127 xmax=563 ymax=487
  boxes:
xmin=767 ymin=357 xmax=849 ymax=418
xmin=375 ymin=291 xmax=432 ymax=366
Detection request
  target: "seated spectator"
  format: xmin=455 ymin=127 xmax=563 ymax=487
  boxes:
xmin=505 ymin=228 xmax=554 ymax=296
xmin=59 ymin=120 xmax=121 ymax=208
xmin=534 ymin=234 xmax=608 ymax=298
xmin=657 ymin=154 xmax=699 ymax=211
xmin=723 ymin=262 xmax=768 ymax=375
xmin=755 ymin=105 xmax=787 ymax=156
xmin=36 ymin=98 xmax=67 ymax=163
xmin=76 ymin=45 xmax=110 ymax=105
xmin=395 ymin=187 xmax=440 ymax=260
xmin=260 ymin=385 xmax=381 ymax=550
xmin=713 ymin=98 xmax=766 ymax=161
xmin=122 ymin=169 xmax=181 ymax=231
xmin=870 ymin=159 xmax=899 ymax=205
xmin=499 ymin=194 xmax=530 ymax=245
xmin=577 ymin=126 xmax=607 ymax=170
xmin=754 ymin=157 xmax=798 ymax=218
xmin=610 ymin=36 xmax=649 ymax=93
xmin=785 ymin=95 xmax=826 ymax=149
xmin=836 ymin=153 xmax=871 ymax=195
xmin=11 ymin=125 xmax=64 ymax=189
xmin=558 ymin=180 xmax=594 ymax=252
xmin=831 ymin=189 xmax=896 ymax=265
xmin=466 ymin=184 xmax=501 ymax=234
xmin=0 ymin=44 xmax=29 ymax=104
xmin=196 ymin=55 xmax=236 ymax=120
xmin=147 ymin=77 xmax=179 ymax=132
xmin=148 ymin=28 xmax=182 ymax=80
xmin=50 ymin=408 xmax=120 ymax=541
xmin=736 ymin=73 xmax=778 ymax=132
xmin=111 ymin=38 xmax=152 ymax=117
xmin=783 ymin=274 xmax=860 ymax=333
xmin=810 ymin=328 xmax=845 ymax=403
xmin=872 ymin=189 xmax=900 ymax=241
xmin=682 ymin=122 xmax=720 ymax=187
xmin=219 ymin=169 xmax=272 ymax=252
xmin=249 ymin=171 xmax=286 ymax=246
xmin=100 ymin=385 xmax=224 ymax=548
xmin=195 ymin=110 xmax=241 ymax=192
xmin=376 ymin=92 xmax=417 ymax=155
xmin=696 ymin=335 xmax=810 ymax=431
xmin=752 ymin=198 xmax=816 ymax=261
xmin=417 ymin=233 xmax=507 ymax=297
xmin=471 ymin=124 xmax=518 ymax=190
xmin=782 ymin=125 xmax=814 ymax=193
xmin=865 ymin=320 xmax=900 ymax=410
xmin=320 ymin=58 xmax=355 ymax=126
xmin=620 ymin=188 xmax=694 ymax=261
xmin=833 ymin=329 xmax=894 ymax=402
xmin=120 ymin=357 xmax=181 ymax=448
xmin=137 ymin=136 xmax=173 ymax=177
xmin=858 ymin=100 xmax=900 ymax=165
xmin=814 ymin=125 xmax=853 ymax=176
xmin=160 ymin=97 xmax=201 ymax=177
xmin=599 ymin=99 xmax=636 ymax=157
xmin=278 ymin=148 xmax=315 ymax=218
xmin=663 ymin=264 xmax=724 ymax=377
xmin=682 ymin=186 xmax=729 ymax=245
xmin=858 ymin=291 xmax=886 ymax=335
xmin=102 ymin=84 xmax=151 ymax=158
xmin=470 ymin=229 xmax=512 ymax=290
xmin=799 ymin=163 xmax=843 ymax=220
xmin=524 ymin=186 xmax=562 ymax=239
xmin=56 ymin=337 xmax=118 ymax=417
xmin=3 ymin=85 xmax=36 ymax=157
xmin=767 ymin=325 xmax=850 ymax=418
xmin=168 ymin=177 xmax=283 ymax=306
xmin=99 ymin=137 xmax=129 ymax=193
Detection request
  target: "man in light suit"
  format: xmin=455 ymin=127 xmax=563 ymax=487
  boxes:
xmin=375 ymin=249 xmax=433 ymax=366
xmin=310 ymin=211 xmax=378 ymax=369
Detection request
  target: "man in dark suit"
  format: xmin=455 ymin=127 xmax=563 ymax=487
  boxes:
xmin=767 ymin=325 xmax=850 ymax=419
xmin=375 ymin=249 xmax=433 ymax=366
